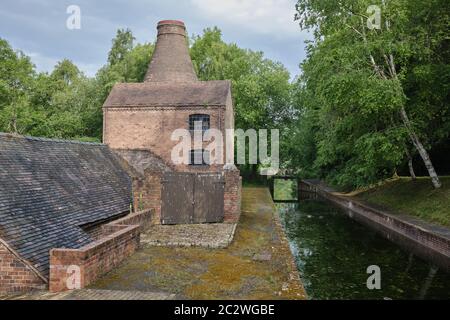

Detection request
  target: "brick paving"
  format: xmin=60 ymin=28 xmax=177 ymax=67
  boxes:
xmin=141 ymin=223 xmax=237 ymax=248
xmin=2 ymin=289 xmax=176 ymax=300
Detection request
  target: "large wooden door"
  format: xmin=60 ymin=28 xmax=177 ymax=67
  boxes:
xmin=194 ymin=173 xmax=225 ymax=223
xmin=161 ymin=172 xmax=224 ymax=224
xmin=161 ymin=173 xmax=194 ymax=224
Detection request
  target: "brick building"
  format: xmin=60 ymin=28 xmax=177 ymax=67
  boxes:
xmin=103 ymin=20 xmax=241 ymax=225
xmin=0 ymin=134 xmax=149 ymax=294
xmin=0 ymin=20 xmax=242 ymax=295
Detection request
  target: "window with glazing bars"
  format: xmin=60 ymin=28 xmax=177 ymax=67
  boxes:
xmin=189 ymin=149 xmax=210 ymax=165
xmin=189 ymin=114 xmax=210 ymax=132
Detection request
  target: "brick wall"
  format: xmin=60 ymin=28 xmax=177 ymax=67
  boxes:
xmin=104 ymin=107 xmax=231 ymax=172
xmin=133 ymin=170 xmax=163 ymax=224
xmin=49 ymin=209 xmax=153 ymax=293
xmin=104 ymin=209 xmax=154 ymax=232
xmin=223 ymin=169 xmax=242 ymax=223
xmin=0 ymin=242 xmax=46 ymax=295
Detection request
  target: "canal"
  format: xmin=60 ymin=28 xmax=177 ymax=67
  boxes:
xmin=274 ymin=181 xmax=450 ymax=299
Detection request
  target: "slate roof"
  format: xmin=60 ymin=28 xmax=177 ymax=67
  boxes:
xmin=0 ymin=133 xmax=132 ymax=278
xmin=102 ymin=81 xmax=231 ymax=108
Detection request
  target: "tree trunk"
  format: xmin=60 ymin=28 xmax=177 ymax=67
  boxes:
xmin=399 ymin=107 xmax=441 ymax=188
xmin=404 ymin=148 xmax=416 ymax=180
xmin=408 ymin=158 xmax=416 ymax=180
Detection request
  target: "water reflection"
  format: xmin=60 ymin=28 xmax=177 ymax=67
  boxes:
xmin=277 ymin=200 xmax=450 ymax=299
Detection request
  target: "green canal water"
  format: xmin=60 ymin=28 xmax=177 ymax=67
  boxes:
xmin=275 ymin=190 xmax=450 ymax=299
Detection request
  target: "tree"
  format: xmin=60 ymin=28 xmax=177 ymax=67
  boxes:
xmin=107 ymin=28 xmax=135 ymax=66
xmin=0 ymin=38 xmax=35 ymax=134
xmin=294 ymin=0 xmax=448 ymax=188
xmin=190 ymin=28 xmax=294 ymax=176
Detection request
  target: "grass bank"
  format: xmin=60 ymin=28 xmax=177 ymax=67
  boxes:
xmin=356 ymin=177 xmax=450 ymax=227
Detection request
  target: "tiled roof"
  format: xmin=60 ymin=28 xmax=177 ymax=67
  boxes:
xmin=102 ymin=81 xmax=231 ymax=108
xmin=0 ymin=133 xmax=132 ymax=277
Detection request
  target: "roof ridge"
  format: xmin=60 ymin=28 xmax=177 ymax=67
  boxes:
xmin=0 ymin=132 xmax=104 ymax=146
xmin=115 ymin=80 xmax=231 ymax=86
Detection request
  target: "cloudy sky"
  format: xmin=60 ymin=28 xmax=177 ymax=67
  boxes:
xmin=0 ymin=0 xmax=311 ymax=79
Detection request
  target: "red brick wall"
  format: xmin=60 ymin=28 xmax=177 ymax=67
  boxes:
xmin=49 ymin=225 xmax=140 ymax=292
xmin=133 ymin=170 xmax=163 ymax=224
xmin=104 ymin=209 xmax=154 ymax=232
xmin=224 ymin=169 xmax=242 ymax=223
xmin=0 ymin=242 xmax=46 ymax=294
xmin=104 ymin=107 xmax=231 ymax=172
xmin=49 ymin=209 xmax=153 ymax=293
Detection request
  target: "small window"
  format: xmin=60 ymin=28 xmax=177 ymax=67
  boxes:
xmin=189 ymin=114 xmax=210 ymax=132
xmin=189 ymin=149 xmax=210 ymax=166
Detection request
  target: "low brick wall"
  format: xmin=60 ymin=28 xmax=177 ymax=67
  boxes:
xmin=0 ymin=242 xmax=46 ymax=295
xmin=104 ymin=209 xmax=154 ymax=232
xmin=224 ymin=169 xmax=242 ymax=223
xmin=49 ymin=209 xmax=153 ymax=292
xmin=301 ymin=180 xmax=450 ymax=271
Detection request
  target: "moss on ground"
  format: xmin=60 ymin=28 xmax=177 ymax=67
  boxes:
xmin=356 ymin=177 xmax=450 ymax=227
xmin=91 ymin=187 xmax=306 ymax=299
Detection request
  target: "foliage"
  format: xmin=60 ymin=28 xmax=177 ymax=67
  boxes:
xmin=191 ymin=27 xmax=294 ymax=131
xmin=0 ymin=27 xmax=291 ymax=157
xmin=357 ymin=177 xmax=450 ymax=227
xmin=287 ymin=0 xmax=450 ymax=188
xmin=0 ymin=29 xmax=154 ymax=141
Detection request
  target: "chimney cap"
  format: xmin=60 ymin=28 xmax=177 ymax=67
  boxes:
xmin=157 ymin=20 xmax=185 ymax=28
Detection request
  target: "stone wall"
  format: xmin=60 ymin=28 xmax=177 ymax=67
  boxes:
xmin=0 ymin=242 xmax=46 ymax=295
xmin=48 ymin=209 xmax=153 ymax=293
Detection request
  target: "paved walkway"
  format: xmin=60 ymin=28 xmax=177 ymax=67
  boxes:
xmin=3 ymin=289 xmax=176 ymax=300
xmin=141 ymin=223 xmax=236 ymax=248
xmin=91 ymin=187 xmax=306 ymax=299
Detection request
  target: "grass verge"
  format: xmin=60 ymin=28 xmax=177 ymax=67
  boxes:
xmin=356 ymin=176 xmax=450 ymax=227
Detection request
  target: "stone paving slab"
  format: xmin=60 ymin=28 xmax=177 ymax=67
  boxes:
xmin=141 ymin=223 xmax=237 ymax=248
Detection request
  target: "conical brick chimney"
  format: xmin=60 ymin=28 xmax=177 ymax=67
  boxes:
xmin=144 ymin=20 xmax=198 ymax=83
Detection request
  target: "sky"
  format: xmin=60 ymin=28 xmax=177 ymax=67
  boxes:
xmin=0 ymin=0 xmax=311 ymax=79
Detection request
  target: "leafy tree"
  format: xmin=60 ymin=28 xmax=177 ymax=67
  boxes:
xmin=191 ymin=28 xmax=293 ymax=130
xmin=0 ymin=38 xmax=35 ymax=134
xmin=190 ymin=28 xmax=294 ymax=176
xmin=292 ymin=0 xmax=449 ymax=188
xmin=107 ymin=28 xmax=135 ymax=66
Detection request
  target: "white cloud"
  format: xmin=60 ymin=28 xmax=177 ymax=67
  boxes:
xmin=27 ymin=52 xmax=99 ymax=77
xmin=190 ymin=0 xmax=300 ymax=38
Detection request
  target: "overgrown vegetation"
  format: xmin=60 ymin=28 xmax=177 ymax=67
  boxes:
xmin=285 ymin=0 xmax=449 ymax=189
xmin=357 ymin=177 xmax=450 ymax=227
